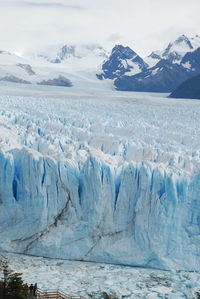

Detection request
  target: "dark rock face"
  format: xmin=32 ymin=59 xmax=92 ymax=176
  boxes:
xmin=181 ymin=47 xmax=200 ymax=71
xmin=148 ymin=52 xmax=161 ymax=60
xmin=97 ymin=45 xmax=148 ymax=80
xmin=0 ymin=75 xmax=31 ymax=84
xmin=115 ymin=60 xmax=191 ymax=93
xmin=170 ymin=74 xmax=200 ymax=99
xmin=17 ymin=63 xmax=36 ymax=75
xmin=113 ymin=45 xmax=200 ymax=93
xmin=97 ymin=37 xmax=200 ymax=93
xmin=37 ymin=75 xmax=72 ymax=87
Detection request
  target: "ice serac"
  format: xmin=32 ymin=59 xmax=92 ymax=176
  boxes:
xmin=0 ymin=147 xmax=200 ymax=271
xmin=0 ymin=93 xmax=200 ymax=272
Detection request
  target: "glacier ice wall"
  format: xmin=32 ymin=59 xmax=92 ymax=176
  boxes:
xmin=0 ymin=148 xmax=200 ymax=271
xmin=0 ymin=92 xmax=200 ymax=271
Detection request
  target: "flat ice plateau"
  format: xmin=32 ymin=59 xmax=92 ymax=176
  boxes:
xmin=0 ymin=82 xmax=200 ymax=272
xmin=2 ymin=252 xmax=200 ymax=299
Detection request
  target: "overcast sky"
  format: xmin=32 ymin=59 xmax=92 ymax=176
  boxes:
xmin=0 ymin=0 xmax=200 ymax=56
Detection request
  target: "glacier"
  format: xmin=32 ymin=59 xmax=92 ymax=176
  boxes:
xmin=2 ymin=252 xmax=200 ymax=299
xmin=0 ymin=84 xmax=200 ymax=271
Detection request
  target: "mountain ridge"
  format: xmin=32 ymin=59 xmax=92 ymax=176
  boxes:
xmin=0 ymin=34 xmax=199 ymax=92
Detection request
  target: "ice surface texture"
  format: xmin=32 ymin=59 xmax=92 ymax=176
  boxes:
xmin=4 ymin=253 xmax=200 ymax=299
xmin=0 ymin=89 xmax=200 ymax=271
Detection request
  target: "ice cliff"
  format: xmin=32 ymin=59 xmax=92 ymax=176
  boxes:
xmin=0 ymin=89 xmax=200 ymax=271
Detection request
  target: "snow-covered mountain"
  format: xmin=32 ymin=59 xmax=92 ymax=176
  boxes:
xmin=97 ymin=45 xmax=148 ymax=80
xmin=0 ymin=51 xmax=38 ymax=84
xmin=28 ymin=43 xmax=109 ymax=71
xmin=0 ymin=43 xmax=109 ymax=87
xmin=146 ymin=34 xmax=200 ymax=66
xmin=181 ymin=47 xmax=200 ymax=71
xmin=115 ymin=59 xmax=190 ymax=92
xmin=0 ymin=35 xmax=199 ymax=92
xmin=0 ymin=50 xmax=26 ymax=65
xmin=110 ymin=35 xmax=200 ymax=92
xmin=37 ymin=43 xmax=108 ymax=63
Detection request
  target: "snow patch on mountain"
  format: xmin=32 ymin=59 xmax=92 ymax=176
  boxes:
xmin=97 ymin=45 xmax=147 ymax=80
xmin=27 ymin=43 xmax=109 ymax=71
xmin=0 ymin=50 xmax=26 ymax=65
xmin=146 ymin=34 xmax=200 ymax=67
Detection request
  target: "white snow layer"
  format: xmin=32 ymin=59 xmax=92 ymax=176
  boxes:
xmin=0 ymin=85 xmax=200 ymax=271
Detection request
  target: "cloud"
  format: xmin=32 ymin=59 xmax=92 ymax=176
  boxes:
xmin=25 ymin=1 xmax=83 ymax=9
xmin=0 ymin=0 xmax=199 ymax=56
xmin=107 ymin=33 xmax=123 ymax=43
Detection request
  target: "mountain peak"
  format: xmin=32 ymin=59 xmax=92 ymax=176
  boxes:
xmin=175 ymin=34 xmax=191 ymax=43
xmin=146 ymin=34 xmax=199 ymax=67
xmin=46 ymin=43 xmax=109 ymax=63
xmin=112 ymin=44 xmax=137 ymax=58
xmin=97 ymin=44 xmax=147 ymax=80
xmin=174 ymin=34 xmax=193 ymax=49
xmin=163 ymin=35 xmax=193 ymax=59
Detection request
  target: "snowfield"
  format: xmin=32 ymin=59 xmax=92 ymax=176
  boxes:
xmin=0 ymin=82 xmax=200 ymax=272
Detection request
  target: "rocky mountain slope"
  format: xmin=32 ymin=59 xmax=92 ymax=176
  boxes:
xmin=114 ymin=59 xmax=190 ymax=92
xmin=146 ymin=34 xmax=200 ymax=66
xmin=97 ymin=45 xmax=147 ymax=80
xmin=170 ymin=74 xmax=200 ymax=99
xmin=97 ymin=35 xmax=200 ymax=92
xmin=0 ymin=35 xmax=199 ymax=92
